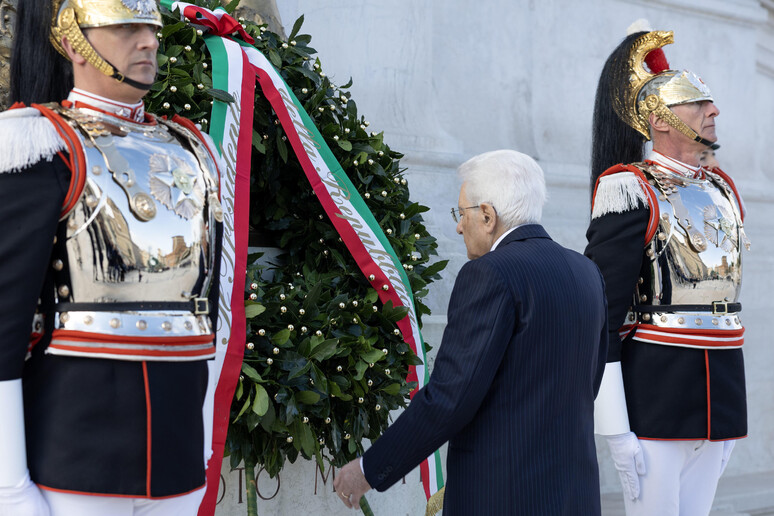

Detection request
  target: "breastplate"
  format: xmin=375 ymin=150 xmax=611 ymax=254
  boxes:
xmin=628 ymin=162 xmax=749 ymax=343
xmin=46 ymin=106 xmax=223 ymax=360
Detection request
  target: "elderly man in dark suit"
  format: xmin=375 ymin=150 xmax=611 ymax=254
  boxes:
xmin=334 ymin=149 xmax=608 ymax=515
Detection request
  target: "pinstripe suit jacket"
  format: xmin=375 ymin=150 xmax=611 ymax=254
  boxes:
xmin=363 ymin=224 xmax=608 ymax=515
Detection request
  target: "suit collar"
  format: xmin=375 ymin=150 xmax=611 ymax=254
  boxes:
xmin=493 ymin=224 xmax=551 ymax=249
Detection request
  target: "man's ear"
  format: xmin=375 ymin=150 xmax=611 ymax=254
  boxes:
xmin=61 ymin=36 xmax=86 ymax=65
xmin=649 ymin=111 xmax=670 ymax=134
xmin=480 ymin=203 xmax=497 ymax=233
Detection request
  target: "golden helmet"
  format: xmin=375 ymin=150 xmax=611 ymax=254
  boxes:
xmin=615 ymin=29 xmax=715 ymax=145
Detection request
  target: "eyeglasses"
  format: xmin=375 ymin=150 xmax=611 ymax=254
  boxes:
xmin=450 ymin=205 xmax=480 ymax=223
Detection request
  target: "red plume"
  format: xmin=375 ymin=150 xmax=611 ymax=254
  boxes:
xmin=645 ymin=48 xmax=670 ymax=74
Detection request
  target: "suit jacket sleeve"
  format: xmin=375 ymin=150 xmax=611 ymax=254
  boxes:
xmin=593 ymin=266 xmax=610 ymax=397
xmin=584 ymin=207 xmax=648 ymax=362
xmin=0 ymin=159 xmax=69 ymax=380
xmin=363 ymin=257 xmax=515 ymax=491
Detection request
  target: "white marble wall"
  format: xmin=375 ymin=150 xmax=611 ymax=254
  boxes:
xmin=216 ymin=0 xmax=774 ymax=513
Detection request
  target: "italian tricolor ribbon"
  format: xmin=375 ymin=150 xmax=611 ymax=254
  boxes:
xmin=161 ymin=2 xmax=444 ymax=512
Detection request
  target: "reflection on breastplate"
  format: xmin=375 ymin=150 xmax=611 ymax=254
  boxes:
xmin=626 ymin=163 xmax=748 ymax=349
xmin=62 ymin=118 xmax=217 ymax=305
xmin=639 ymin=166 xmax=745 ymax=307
xmin=46 ymin=107 xmax=221 ymax=361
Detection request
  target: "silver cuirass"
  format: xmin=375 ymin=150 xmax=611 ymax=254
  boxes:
xmin=629 ymin=162 xmax=749 ymax=342
xmin=47 ymin=105 xmax=223 ymax=361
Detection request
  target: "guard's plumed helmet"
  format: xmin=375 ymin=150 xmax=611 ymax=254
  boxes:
xmin=590 ymin=20 xmax=717 ymax=187
xmin=613 ymin=24 xmax=715 ymax=146
xmin=50 ymin=0 xmax=162 ymax=90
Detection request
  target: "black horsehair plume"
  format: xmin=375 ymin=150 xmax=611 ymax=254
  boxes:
xmin=590 ymin=31 xmax=648 ymax=194
xmin=11 ymin=0 xmax=73 ymax=104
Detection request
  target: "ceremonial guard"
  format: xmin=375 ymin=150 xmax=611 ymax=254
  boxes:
xmin=0 ymin=0 xmax=223 ymax=514
xmin=586 ymin=22 xmax=748 ymax=516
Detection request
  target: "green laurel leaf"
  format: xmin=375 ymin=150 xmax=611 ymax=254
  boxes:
xmin=244 ymin=303 xmax=266 ymax=319
xmin=252 ymin=385 xmax=269 ymax=416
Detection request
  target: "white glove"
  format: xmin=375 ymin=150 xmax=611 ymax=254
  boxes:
xmin=719 ymin=440 xmax=735 ymax=476
xmin=606 ymin=431 xmax=646 ymax=501
xmin=0 ymin=471 xmax=50 ymax=516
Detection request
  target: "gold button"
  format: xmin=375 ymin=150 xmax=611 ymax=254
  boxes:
xmin=53 ymin=259 xmax=64 ymax=271
xmin=83 ymin=315 xmax=93 ymax=325
xmin=137 ymin=320 xmax=147 ymax=330
xmin=695 ymin=318 xmax=702 ymax=326
xmin=110 ymin=318 xmax=120 ymax=328
xmin=58 ymin=285 xmax=70 ymax=297
xmin=162 ymin=321 xmax=172 ymax=331
xmin=678 ymin=317 xmax=685 ymax=324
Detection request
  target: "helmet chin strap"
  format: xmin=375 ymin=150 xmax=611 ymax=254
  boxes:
xmin=104 ymin=59 xmax=154 ymax=91
xmin=652 ymin=103 xmax=719 ymax=150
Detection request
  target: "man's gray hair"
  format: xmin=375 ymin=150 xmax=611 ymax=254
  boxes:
xmin=457 ymin=150 xmax=547 ymax=228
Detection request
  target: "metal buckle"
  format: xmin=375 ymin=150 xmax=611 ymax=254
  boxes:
xmin=194 ymin=298 xmax=209 ymax=315
xmin=711 ymin=301 xmax=728 ymax=316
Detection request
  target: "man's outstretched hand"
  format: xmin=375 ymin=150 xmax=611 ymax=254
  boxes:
xmin=333 ymin=459 xmax=372 ymax=510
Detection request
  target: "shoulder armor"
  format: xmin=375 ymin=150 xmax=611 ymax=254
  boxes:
xmin=591 ymin=163 xmax=651 ymax=219
xmin=0 ymin=107 xmax=66 ymax=173
xmin=165 ymin=115 xmax=222 ymax=194
xmin=706 ymin=167 xmax=746 ymax=221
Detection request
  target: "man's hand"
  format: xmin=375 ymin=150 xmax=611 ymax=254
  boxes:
xmin=606 ymin=431 xmax=646 ymax=500
xmin=0 ymin=471 xmax=50 ymax=516
xmin=333 ymin=458 xmax=371 ymax=510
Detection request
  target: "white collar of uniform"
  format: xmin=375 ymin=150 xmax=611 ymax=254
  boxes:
xmin=490 ymin=224 xmax=524 ymax=252
xmin=67 ymin=88 xmax=145 ymax=123
xmin=648 ymin=149 xmax=702 ymax=179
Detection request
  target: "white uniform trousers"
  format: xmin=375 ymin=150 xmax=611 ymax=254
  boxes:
xmin=624 ymin=439 xmax=725 ymax=516
xmin=41 ymin=486 xmax=206 ymax=516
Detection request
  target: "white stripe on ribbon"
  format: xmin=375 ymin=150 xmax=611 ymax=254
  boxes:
xmin=199 ymin=33 xmax=247 ymax=474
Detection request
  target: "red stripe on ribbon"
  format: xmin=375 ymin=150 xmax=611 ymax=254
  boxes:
xmin=198 ymin=49 xmax=255 ymax=516
xmin=182 ymin=5 xmax=255 ymax=44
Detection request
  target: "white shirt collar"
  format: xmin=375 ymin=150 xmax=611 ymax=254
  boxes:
xmin=490 ymin=224 xmax=524 ymax=252
xmin=648 ymin=149 xmax=702 ymax=178
xmin=68 ymin=88 xmax=146 ymax=123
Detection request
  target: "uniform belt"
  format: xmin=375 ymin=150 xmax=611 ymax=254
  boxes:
xmin=632 ymin=302 xmax=741 ymax=315
xmin=56 ymin=299 xmax=210 ymax=315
